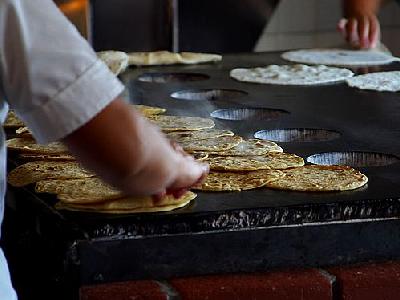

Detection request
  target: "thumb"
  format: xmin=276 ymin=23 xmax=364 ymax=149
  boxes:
xmin=169 ymin=158 xmax=209 ymax=190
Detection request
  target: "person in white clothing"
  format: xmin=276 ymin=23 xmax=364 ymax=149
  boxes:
xmin=0 ymin=0 xmax=208 ymax=298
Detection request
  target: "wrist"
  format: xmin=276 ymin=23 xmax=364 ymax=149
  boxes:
xmin=344 ymin=0 xmax=381 ymax=17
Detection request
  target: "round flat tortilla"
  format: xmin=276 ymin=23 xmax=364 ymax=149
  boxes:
xmin=281 ymin=49 xmax=398 ymax=66
xmin=265 ymin=165 xmax=368 ymax=192
xmin=149 ymin=115 xmax=215 ymax=132
xmin=193 ymin=170 xmax=284 ymax=192
xmin=206 ymin=152 xmax=304 ymax=171
xmin=167 ymin=129 xmax=234 ymax=143
xmin=179 ymin=52 xmax=222 ymax=64
xmin=203 ymin=139 xmax=283 ymax=156
xmin=180 ymin=135 xmax=243 ymax=152
xmin=8 ymin=161 xmax=93 ymax=187
xmin=55 ymin=198 xmax=192 ymax=214
xmin=230 ymin=64 xmax=353 ymax=85
xmin=7 ymin=138 xmax=68 ymax=154
xmin=35 ymin=177 xmax=123 ymax=203
xmin=55 ymin=191 xmax=196 ymax=214
xmin=133 ymin=104 xmax=166 ymax=116
xmin=346 ymin=71 xmax=400 ymax=92
xmin=97 ymin=51 xmax=129 ymax=75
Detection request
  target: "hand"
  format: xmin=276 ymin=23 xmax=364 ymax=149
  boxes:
xmin=152 ymin=158 xmax=209 ymax=203
xmin=337 ymin=15 xmax=380 ymax=49
xmin=338 ymin=0 xmax=382 ymax=49
xmin=152 ymin=139 xmax=209 ymax=203
xmin=64 ymin=98 xmax=209 ymax=201
xmin=123 ymin=119 xmax=209 ymax=198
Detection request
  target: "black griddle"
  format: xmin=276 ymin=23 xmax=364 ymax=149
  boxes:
xmin=5 ymin=52 xmax=400 ymax=292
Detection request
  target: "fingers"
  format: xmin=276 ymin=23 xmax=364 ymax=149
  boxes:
xmin=358 ymin=16 xmax=370 ymax=49
xmin=347 ymin=18 xmax=359 ymax=48
xmin=369 ymin=15 xmax=380 ymax=49
xmin=337 ymin=18 xmax=348 ymax=33
xmin=339 ymin=16 xmax=381 ymax=49
xmin=152 ymin=155 xmax=209 ymax=203
xmin=152 ymin=190 xmax=166 ymax=204
xmin=170 ymin=156 xmax=209 ymax=191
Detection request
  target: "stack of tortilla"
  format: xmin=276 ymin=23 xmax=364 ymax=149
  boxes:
xmin=5 ymin=106 xmax=199 ymax=214
xmin=6 ymin=104 xmax=368 ymax=214
xmin=164 ymin=126 xmax=367 ymax=192
xmin=7 ymin=160 xmax=196 ymax=214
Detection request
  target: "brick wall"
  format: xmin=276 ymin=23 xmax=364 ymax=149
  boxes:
xmin=79 ymin=261 xmax=400 ymax=300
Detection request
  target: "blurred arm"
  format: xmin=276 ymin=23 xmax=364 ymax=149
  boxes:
xmin=63 ymin=98 xmax=208 ymax=198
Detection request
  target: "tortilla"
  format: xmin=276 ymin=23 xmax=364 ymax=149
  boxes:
xmin=265 ymin=165 xmax=368 ymax=192
xmin=58 ymin=190 xmax=195 ymax=206
xmin=133 ymin=104 xmax=166 ymax=116
xmin=55 ymin=191 xmax=196 ymax=213
xmin=179 ymin=52 xmax=222 ymax=64
xmin=97 ymin=51 xmax=129 ymax=75
xmin=193 ymin=170 xmax=284 ymax=191
xmin=206 ymin=152 xmax=304 ymax=171
xmin=8 ymin=161 xmax=93 ymax=187
xmin=166 ymin=129 xmax=234 ymax=143
xmin=55 ymin=198 xmax=192 ymax=214
xmin=7 ymin=138 xmax=68 ymax=154
xmin=230 ymin=64 xmax=354 ymax=85
xmin=346 ymin=71 xmax=400 ymax=92
xmin=4 ymin=111 xmax=24 ymax=128
xmin=35 ymin=177 xmax=122 ymax=203
xmin=180 ymin=135 xmax=243 ymax=152
xmin=203 ymin=139 xmax=283 ymax=156
xmin=149 ymin=115 xmax=215 ymax=132
xmin=128 ymin=51 xmax=222 ymax=66
xmin=281 ymin=48 xmax=398 ymax=66
xmin=19 ymin=153 xmax=76 ymax=162
xmin=16 ymin=127 xmax=33 ymax=138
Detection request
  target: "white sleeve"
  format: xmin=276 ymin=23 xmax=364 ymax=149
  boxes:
xmin=0 ymin=0 xmax=125 ymax=143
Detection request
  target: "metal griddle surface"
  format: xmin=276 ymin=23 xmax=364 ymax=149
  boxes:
xmin=12 ymin=51 xmax=400 ymax=239
xmin=123 ymin=52 xmax=400 ymax=208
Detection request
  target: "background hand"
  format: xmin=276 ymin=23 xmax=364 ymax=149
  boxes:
xmin=338 ymin=15 xmax=380 ymax=49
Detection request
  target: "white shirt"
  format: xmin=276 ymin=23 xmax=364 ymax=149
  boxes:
xmin=0 ymin=0 xmax=125 ymax=298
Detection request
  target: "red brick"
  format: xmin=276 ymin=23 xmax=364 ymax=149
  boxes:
xmin=170 ymin=269 xmax=333 ymax=300
xmin=328 ymin=261 xmax=400 ymax=300
xmin=80 ymin=280 xmax=167 ymax=300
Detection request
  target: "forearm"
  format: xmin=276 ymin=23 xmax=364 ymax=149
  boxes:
xmin=63 ymin=98 xmax=180 ymax=196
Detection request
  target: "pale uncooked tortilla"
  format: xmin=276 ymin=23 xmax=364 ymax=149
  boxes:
xmin=128 ymin=51 xmax=222 ymax=66
xmin=281 ymin=49 xmax=398 ymax=66
xmin=346 ymin=71 xmax=400 ymax=92
xmin=97 ymin=51 xmax=129 ymax=75
xmin=230 ymin=64 xmax=353 ymax=85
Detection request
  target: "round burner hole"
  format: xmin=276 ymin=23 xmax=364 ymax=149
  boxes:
xmin=210 ymin=108 xmax=289 ymax=121
xmin=171 ymin=89 xmax=247 ymax=101
xmin=307 ymin=151 xmax=400 ymax=167
xmin=254 ymin=128 xmax=341 ymax=143
xmin=138 ymin=72 xmax=209 ymax=83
